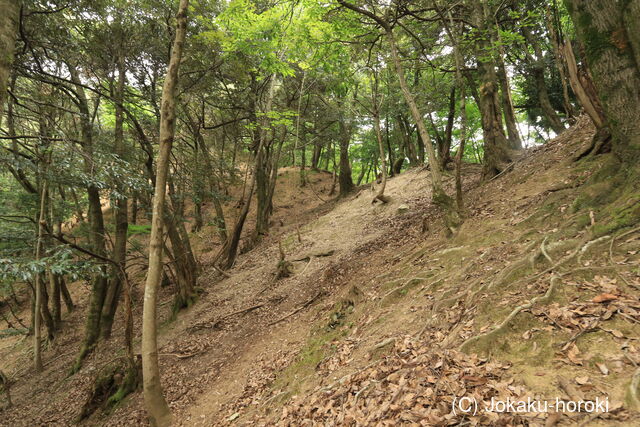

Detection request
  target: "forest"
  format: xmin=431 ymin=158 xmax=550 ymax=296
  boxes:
xmin=0 ymin=0 xmax=639 ymax=425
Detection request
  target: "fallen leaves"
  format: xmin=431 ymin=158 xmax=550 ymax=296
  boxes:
xmin=247 ymin=335 xmax=531 ymax=426
xmin=592 ymin=293 xmax=618 ymax=303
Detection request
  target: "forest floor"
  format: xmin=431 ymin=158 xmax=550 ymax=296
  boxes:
xmin=1 ymin=116 xmax=640 ymax=426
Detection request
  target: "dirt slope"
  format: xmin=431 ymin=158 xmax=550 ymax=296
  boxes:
xmin=2 ymin=117 xmax=640 ymax=426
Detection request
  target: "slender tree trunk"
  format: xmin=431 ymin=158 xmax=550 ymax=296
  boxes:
xmin=198 ymin=134 xmax=227 ymax=243
xmin=440 ymin=86 xmax=456 ymax=167
xmin=562 ymin=38 xmax=606 ymax=130
xmin=370 ymin=72 xmax=390 ymax=203
xmin=356 ymin=161 xmax=367 ymax=186
xmin=59 ymin=276 xmax=74 ymax=313
xmin=142 ymin=1 xmax=189 ymax=425
xmin=131 ymin=195 xmax=138 ymax=225
xmin=39 ymin=273 xmax=55 ymax=340
xmin=295 ymin=71 xmax=306 ymax=186
xmin=397 ymin=115 xmax=418 ymax=166
xmin=386 ymin=31 xmax=443 ymax=187
xmin=338 ymin=117 xmax=354 ymax=196
xmin=33 ymin=179 xmax=47 ymax=372
xmin=164 ymin=202 xmax=197 ymax=311
xmin=69 ymin=65 xmax=109 ymax=370
xmin=254 ymin=76 xmax=279 ymax=236
xmin=300 ymin=126 xmax=307 ymax=186
xmin=48 ymin=194 xmax=62 ymax=329
xmin=220 ymin=63 xmax=278 ymax=271
xmin=495 ymin=54 xmax=522 ymax=149
xmin=49 ymin=271 xmax=61 ymax=328
xmin=101 ymin=48 xmax=128 ymax=340
xmin=440 ymin=5 xmax=469 ymax=213
xmin=522 ymin=26 xmax=566 ymax=135
xmin=545 ymin=5 xmax=577 ymax=120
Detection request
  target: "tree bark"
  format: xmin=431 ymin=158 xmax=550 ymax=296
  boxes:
xmin=69 ymin=65 xmax=109 ymax=371
xmin=33 ymin=179 xmax=47 ymax=372
xmin=521 ymin=26 xmax=566 ymax=135
xmin=440 ymin=4 xmax=468 ymax=213
xmin=545 ymin=5 xmax=577 ymax=120
xmin=495 ymin=53 xmax=522 ymax=149
xmin=564 ymin=0 xmax=640 ymax=160
xmin=371 ymin=72 xmax=390 ymax=203
xmin=142 ymin=1 xmax=189 ymax=425
xmin=441 ymin=86 xmax=456 ymax=167
xmin=338 ymin=115 xmax=355 ymax=196
xmin=101 ymin=47 xmax=128 ymax=340
xmin=562 ymin=38 xmax=606 ymax=130
xmin=0 ymin=0 xmax=19 ymax=126
xmin=471 ymin=0 xmax=513 ymax=179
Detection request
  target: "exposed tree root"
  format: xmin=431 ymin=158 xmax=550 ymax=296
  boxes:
xmin=188 ymin=303 xmax=265 ymax=332
xmin=468 ymin=234 xmax=612 ymax=309
xmin=268 ymin=291 xmax=323 ymax=326
xmin=379 ymin=277 xmax=430 ymax=300
xmin=292 ymin=250 xmax=335 ymax=262
xmin=577 ymin=235 xmax=611 ymax=264
xmin=540 ymin=236 xmax=554 ymax=264
xmin=559 ymin=326 xmax=600 ymax=348
xmin=213 ymin=264 xmax=231 ymax=278
xmin=461 ymin=275 xmax=561 ymax=352
xmin=0 ymin=370 xmax=11 ymax=409
xmin=629 ymin=368 xmax=640 ymax=410
xmin=372 ymin=194 xmax=391 ymax=204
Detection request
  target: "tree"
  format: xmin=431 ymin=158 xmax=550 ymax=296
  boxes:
xmin=564 ymin=0 xmax=640 ymax=161
xmin=141 ymin=0 xmax=190 ymax=425
xmin=0 ymin=0 xmax=20 ymax=124
xmin=338 ymin=0 xmax=461 ymax=234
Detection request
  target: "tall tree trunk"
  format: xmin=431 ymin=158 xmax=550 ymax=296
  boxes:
xmin=101 ymin=48 xmax=128 ymax=340
xmin=490 ymin=16 xmax=523 ymax=150
xmin=338 ymin=117 xmax=354 ymax=196
xmin=397 ymin=114 xmax=418 ymax=166
xmin=254 ymin=75 xmax=279 ymax=236
xmin=33 ymin=179 xmax=47 ymax=372
xmin=471 ymin=0 xmax=513 ymax=179
xmin=439 ymin=3 xmax=469 ymax=213
xmin=0 ymin=0 xmax=19 ymax=126
xmin=562 ymin=39 xmax=606 ymax=130
xmin=545 ymin=5 xmax=577 ymax=120
xmin=521 ymin=26 xmax=566 ymax=135
xmin=39 ymin=272 xmax=55 ymax=340
xmin=386 ymin=31 xmax=445 ymax=191
xmin=69 ymin=65 xmax=109 ymax=371
xmin=440 ymin=86 xmax=456 ymax=167
xmin=255 ymin=144 xmax=271 ymax=235
xmin=299 ymin=126 xmax=307 ymax=186
xmin=164 ymin=200 xmax=197 ymax=312
xmin=48 ymin=271 xmax=61 ymax=329
xmin=495 ymin=54 xmax=522 ymax=149
xmin=221 ymin=75 xmax=278 ymax=269
xmin=371 ymin=72 xmax=390 ymax=203
xmin=142 ymin=1 xmax=189 ymax=425
xmin=59 ymin=276 xmax=74 ymax=313
xmin=564 ymin=0 xmax=640 ymax=161
xmin=198 ymin=132 xmax=227 ymax=243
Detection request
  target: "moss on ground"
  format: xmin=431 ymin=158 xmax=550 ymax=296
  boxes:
xmin=271 ymin=300 xmax=355 ymax=395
